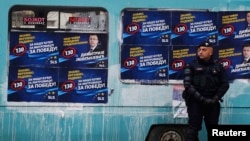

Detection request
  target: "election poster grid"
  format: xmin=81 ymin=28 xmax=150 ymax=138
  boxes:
xmin=120 ymin=9 xmax=250 ymax=85
xmin=7 ymin=6 xmax=250 ymax=103
xmin=8 ymin=6 xmax=109 ymax=103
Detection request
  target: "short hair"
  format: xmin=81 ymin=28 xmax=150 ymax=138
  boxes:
xmin=243 ymin=44 xmax=250 ymax=48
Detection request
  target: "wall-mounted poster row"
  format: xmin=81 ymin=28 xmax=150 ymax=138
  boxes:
xmin=8 ymin=66 xmax=108 ymax=103
xmin=9 ymin=32 xmax=108 ymax=68
xmin=8 ymin=5 xmax=109 ymax=103
xmin=120 ymin=9 xmax=250 ymax=84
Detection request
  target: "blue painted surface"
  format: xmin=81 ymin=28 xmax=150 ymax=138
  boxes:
xmin=1 ymin=0 xmax=250 ymax=141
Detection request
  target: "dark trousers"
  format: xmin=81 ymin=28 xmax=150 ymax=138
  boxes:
xmin=186 ymin=99 xmax=220 ymax=141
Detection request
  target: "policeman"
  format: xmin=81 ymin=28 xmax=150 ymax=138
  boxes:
xmin=182 ymin=41 xmax=230 ymax=141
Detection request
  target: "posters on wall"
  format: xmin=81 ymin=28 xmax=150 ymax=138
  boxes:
xmin=7 ymin=6 xmax=250 ymax=104
xmin=120 ymin=9 xmax=250 ymax=117
xmin=218 ymin=11 xmax=250 ymax=80
xmin=120 ymin=45 xmax=168 ymax=84
xmin=120 ymin=10 xmax=171 ymax=84
xmin=8 ymin=6 xmax=109 ymax=103
xmin=121 ymin=9 xmax=250 ymax=84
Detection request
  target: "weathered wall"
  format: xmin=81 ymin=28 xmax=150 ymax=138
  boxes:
xmin=1 ymin=0 xmax=250 ymax=141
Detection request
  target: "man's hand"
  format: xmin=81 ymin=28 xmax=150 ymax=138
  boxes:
xmin=203 ymin=96 xmax=220 ymax=104
xmin=193 ymin=91 xmax=205 ymax=102
xmin=188 ymin=87 xmax=196 ymax=94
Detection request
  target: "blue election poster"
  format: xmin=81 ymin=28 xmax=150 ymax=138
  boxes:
xmin=169 ymin=45 xmax=197 ymax=80
xmin=9 ymin=32 xmax=59 ymax=67
xmin=8 ymin=66 xmax=58 ymax=102
xmin=58 ymin=68 xmax=108 ymax=103
xmin=59 ymin=33 xmax=108 ymax=68
xmin=171 ymin=11 xmax=218 ymax=46
xmin=218 ymin=11 xmax=250 ymax=79
xmin=122 ymin=9 xmax=171 ymax=46
xmin=120 ymin=45 xmax=168 ymax=84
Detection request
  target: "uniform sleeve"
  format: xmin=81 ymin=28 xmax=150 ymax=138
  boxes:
xmin=183 ymin=63 xmax=193 ymax=89
xmin=215 ymin=63 xmax=230 ymax=99
xmin=183 ymin=63 xmax=197 ymax=93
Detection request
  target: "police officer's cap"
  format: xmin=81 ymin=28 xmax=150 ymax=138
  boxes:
xmin=198 ymin=41 xmax=213 ymax=48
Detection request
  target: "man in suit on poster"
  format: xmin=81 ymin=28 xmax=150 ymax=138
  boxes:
xmin=86 ymin=34 xmax=107 ymax=68
xmin=88 ymin=34 xmax=103 ymax=53
xmin=242 ymin=44 xmax=250 ymax=64
xmin=245 ymin=11 xmax=250 ymax=30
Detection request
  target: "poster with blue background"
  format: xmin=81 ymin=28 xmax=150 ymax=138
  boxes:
xmin=9 ymin=32 xmax=59 ymax=67
xmin=171 ymin=11 xmax=218 ymax=46
xmin=8 ymin=66 xmax=58 ymax=102
xmin=120 ymin=45 xmax=168 ymax=84
xmin=59 ymin=33 xmax=108 ymax=68
xmin=169 ymin=45 xmax=197 ymax=81
xmin=58 ymin=68 xmax=108 ymax=103
xmin=218 ymin=11 xmax=250 ymax=79
xmin=122 ymin=9 xmax=171 ymax=46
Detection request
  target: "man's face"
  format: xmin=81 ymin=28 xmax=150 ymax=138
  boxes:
xmin=89 ymin=35 xmax=98 ymax=47
xmin=243 ymin=46 xmax=250 ymax=59
xmin=197 ymin=46 xmax=213 ymax=61
xmin=247 ymin=12 xmax=250 ymax=24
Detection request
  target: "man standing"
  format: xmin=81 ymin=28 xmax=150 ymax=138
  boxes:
xmin=182 ymin=41 xmax=230 ymax=141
